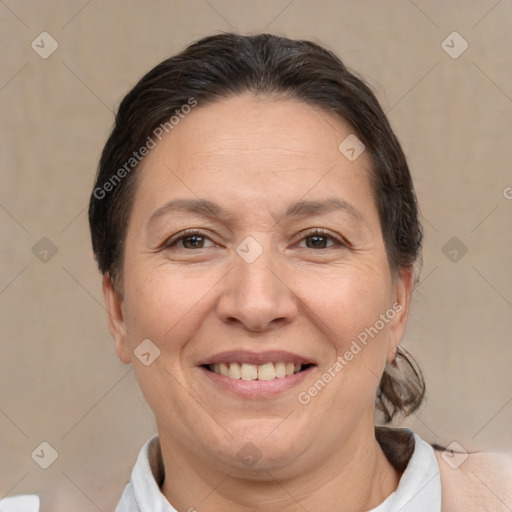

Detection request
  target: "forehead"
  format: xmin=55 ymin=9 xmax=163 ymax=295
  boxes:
xmin=132 ymin=94 xmax=376 ymax=222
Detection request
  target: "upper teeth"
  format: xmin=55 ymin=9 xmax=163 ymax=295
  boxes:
xmin=209 ymin=362 xmax=303 ymax=380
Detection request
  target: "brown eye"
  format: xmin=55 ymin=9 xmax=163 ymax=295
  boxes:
xmin=299 ymin=230 xmax=341 ymax=249
xmin=305 ymin=235 xmax=331 ymax=249
xmin=181 ymin=235 xmax=206 ymax=249
xmin=165 ymin=230 xmax=217 ymax=250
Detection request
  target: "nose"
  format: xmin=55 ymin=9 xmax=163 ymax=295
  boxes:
xmin=216 ymin=247 xmax=298 ymax=332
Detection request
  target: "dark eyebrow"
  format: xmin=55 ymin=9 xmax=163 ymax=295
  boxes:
xmin=147 ymin=198 xmax=229 ymax=226
xmin=147 ymin=196 xmax=364 ymax=227
xmin=284 ymin=198 xmax=364 ymax=221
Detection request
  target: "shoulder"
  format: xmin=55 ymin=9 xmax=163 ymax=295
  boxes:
xmin=434 ymin=448 xmax=512 ymax=511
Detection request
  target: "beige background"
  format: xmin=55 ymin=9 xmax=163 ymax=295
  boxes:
xmin=1 ymin=0 xmax=511 ymax=510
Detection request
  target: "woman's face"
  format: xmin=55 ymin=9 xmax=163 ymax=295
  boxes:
xmin=104 ymin=94 xmax=412 ymax=475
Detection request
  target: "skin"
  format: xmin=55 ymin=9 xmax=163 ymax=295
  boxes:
xmin=103 ymin=94 xmax=414 ymax=511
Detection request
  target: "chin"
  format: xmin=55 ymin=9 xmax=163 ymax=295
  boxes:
xmin=212 ymin=421 xmax=308 ymax=473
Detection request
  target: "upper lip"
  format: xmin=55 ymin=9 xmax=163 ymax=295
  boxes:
xmin=198 ymin=350 xmax=316 ymax=366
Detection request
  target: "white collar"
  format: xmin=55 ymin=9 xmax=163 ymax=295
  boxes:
xmin=115 ymin=428 xmax=441 ymax=512
xmin=372 ymin=428 xmax=441 ymax=511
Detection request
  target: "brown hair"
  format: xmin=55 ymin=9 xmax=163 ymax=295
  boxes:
xmin=88 ymin=33 xmax=425 ymax=422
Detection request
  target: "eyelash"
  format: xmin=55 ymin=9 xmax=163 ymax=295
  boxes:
xmin=298 ymin=228 xmax=346 ymax=249
xmin=163 ymin=228 xmax=346 ymax=250
xmin=163 ymin=229 xmax=217 ymax=250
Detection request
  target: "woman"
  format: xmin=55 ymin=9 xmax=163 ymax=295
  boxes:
xmin=88 ymin=33 xmax=512 ymax=511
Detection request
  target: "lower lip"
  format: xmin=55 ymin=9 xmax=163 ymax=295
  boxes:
xmin=198 ymin=366 xmax=315 ymax=399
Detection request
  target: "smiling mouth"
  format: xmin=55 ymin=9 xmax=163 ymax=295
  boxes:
xmin=201 ymin=362 xmax=315 ymax=381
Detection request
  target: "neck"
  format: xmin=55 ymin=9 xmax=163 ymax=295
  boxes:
xmin=159 ymin=423 xmax=402 ymax=512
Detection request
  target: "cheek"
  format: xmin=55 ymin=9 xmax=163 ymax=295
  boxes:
xmin=121 ymin=270 xmax=216 ymax=429
xmin=303 ymin=261 xmax=394 ymax=400
xmin=122 ymin=267 xmax=218 ymax=355
xmin=305 ymin=262 xmax=393 ymax=341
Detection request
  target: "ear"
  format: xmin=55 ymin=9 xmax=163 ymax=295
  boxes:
xmin=102 ymin=274 xmax=132 ymax=364
xmin=386 ymin=267 xmax=414 ymax=362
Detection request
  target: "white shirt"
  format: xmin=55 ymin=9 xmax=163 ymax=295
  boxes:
xmin=115 ymin=428 xmax=441 ymax=511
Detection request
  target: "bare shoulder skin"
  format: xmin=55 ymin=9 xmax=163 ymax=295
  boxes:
xmin=435 ymin=449 xmax=512 ymax=511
